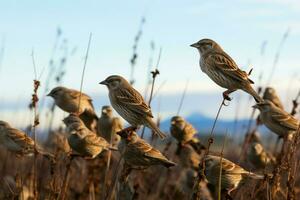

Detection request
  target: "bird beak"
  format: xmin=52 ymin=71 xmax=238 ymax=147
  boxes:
xmin=102 ymin=109 xmax=107 ymax=114
xmin=46 ymin=92 xmax=52 ymax=97
xmin=190 ymin=43 xmax=198 ymax=48
xmin=252 ymin=104 xmax=259 ymax=109
xmin=171 ymin=121 xmax=176 ymax=125
xmin=99 ymin=80 xmax=108 ymax=85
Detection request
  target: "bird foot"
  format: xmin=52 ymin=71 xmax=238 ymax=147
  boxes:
xmin=222 ymin=92 xmax=232 ymax=101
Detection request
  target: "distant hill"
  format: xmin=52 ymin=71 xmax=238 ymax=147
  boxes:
xmin=159 ymin=112 xmax=254 ymax=135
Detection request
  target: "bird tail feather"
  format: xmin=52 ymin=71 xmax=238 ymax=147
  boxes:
xmin=245 ymin=86 xmax=263 ymax=103
xmin=145 ymin=118 xmax=166 ymax=139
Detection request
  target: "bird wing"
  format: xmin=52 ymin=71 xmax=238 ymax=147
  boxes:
xmin=183 ymin=123 xmax=197 ymax=136
xmin=6 ymin=128 xmax=34 ymax=149
xmin=112 ymin=117 xmax=123 ymax=133
xmin=270 ymin=109 xmax=299 ymax=130
xmin=205 ymin=52 xmax=253 ymax=84
xmin=127 ymin=139 xmax=165 ymax=161
xmin=84 ymin=133 xmax=109 ymax=147
xmin=69 ymin=89 xmax=95 ymax=109
xmin=116 ymin=87 xmax=153 ymax=117
xmin=217 ymin=157 xmax=247 ymax=175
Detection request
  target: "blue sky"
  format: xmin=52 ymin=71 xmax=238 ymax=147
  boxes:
xmin=0 ymin=0 xmax=299 ymax=127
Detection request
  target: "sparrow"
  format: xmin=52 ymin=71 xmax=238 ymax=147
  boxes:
xmin=99 ymin=75 xmax=166 ymax=139
xmin=179 ymin=144 xmax=201 ymax=170
xmin=263 ymin=87 xmax=284 ymax=109
xmin=0 ymin=121 xmax=52 ymax=157
xmin=203 ymin=155 xmax=264 ymax=194
xmin=170 ymin=116 xmax=205 ymax=154
xmin=117 ymin=127 xmax=176 ymax=168
xmin=47 ymin=86 xmax=98 ymax=131
xmin=253 ymin=100 xmax=299 ymax=139
xmin=170 ymin=116 xmax=197 ymax=144
xmin=247 ymin=142 xmax=276 ymax=169
xmin=191 ymin=39 xmax=263 ymax=102
xmin=97 ymin=105 xmax=123 ymax=146
xmin=63 ymin=115 xmax=116 ymax=158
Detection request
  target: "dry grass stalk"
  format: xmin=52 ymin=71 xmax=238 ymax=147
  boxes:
xmin=191 ymin=97 xmax=227 ymax=200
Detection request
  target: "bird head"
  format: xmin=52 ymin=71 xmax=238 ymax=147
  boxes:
xmin=190 ymin=38 xmax=222 ymax=54
xmin=251 ymin=142 xmax=263 ymax=154
xmin=117 ymin=126 xmax=138 ymax=142
xmin=47 ymin=86 xmax=67 ymax=100
xmin=63 ymin=114 xmax=83 ymax=127
xmin=0 ymin=120 xmax=10 ymax=130
xmin=170 ymin=116 xmax=185 ymax=130
xmin=263 ymin=87 xmax=276 ymax=99
xmin=99 ymin=75 xmax=128 ymax=91
xmin=252 ymin=100 xmax=273 ymax=112
xmin=101 ymin=105 xmax=113 ymax=117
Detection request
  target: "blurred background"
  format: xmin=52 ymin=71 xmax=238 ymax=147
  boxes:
xmin=0 ymin=0 xmax=299 ymax=136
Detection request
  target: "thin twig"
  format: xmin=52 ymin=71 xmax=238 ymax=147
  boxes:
xmin=218 ymin=131 xmax=228 ymax=200
xmin=59 ymin=33 xmax=92 ymax=200
xmin=192 ymin=97 xmax=227 ymax=200
xmin=141 ymin=48 xmax=162 ymax=139
xmin=176 ymin=79 xmax=189 ymax=116
xmin=31 ymin=50 xmax=41 ymax=200
xmin=266 ymin=28 xmax=290 ymax=86
xmin=77 ymin=33 xmax=92 ymax=114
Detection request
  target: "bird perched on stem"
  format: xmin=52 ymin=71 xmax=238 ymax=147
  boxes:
xmin=253 ymin=100 xmax=299 ymax=139
xmin=262 ymin=87 xmax=284 ymax=109
xmin=99 ymin=75 xmax=166 ymax=139
xmin=170 ymin=116 xmax=205 ymax=154
xmin=47 ymin=86 xmax=98 ymax=131
xmin=203 ymin=155 xmax=264 ymax=195
xmin=247 ymin=142 xmax=276 ymax=169
xmin=170 ymin=116 xmax=196 ymax=144
xmin=117 ymin=127 xmax=175 ymax=168
xmin=0 ymin=121 xmax=52 ymax=158
xmin=97 ymin=105 xmax=123 ymax=147
xmin=191 ymin=39 xmax=262 ymax=102
xmin=63 ymin=115 xmax=116 ymax=158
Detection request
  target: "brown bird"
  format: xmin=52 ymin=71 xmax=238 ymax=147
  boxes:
xmin=247 ymin=142 xmax=276 ymax=169
xmin=99 ymin=75 xmax=166 ymax=139
xmin=0 ymin=121 xmax=52 ymax=157
xmin=63 ymin=115 xmax=116 ymax=158
xmin=97 ymin=105 xmax=123 ymax=147
xmin=117 ymin=127 xmax=175 ymax=168
xmin=170 ymin=116 xmax=197 ymax=144
xmin=179 ymin=144 xmax=201 ymax=170
xmin=203 ymin=155 xmax=264 ymax=194
xmin=263 ymin=87 xmax=284 ymax=109
xmin=170 ymin=116 xmax=205 ymax=154
xmin=253 ymin=100 xmax=299 ymax=139
xmin=47 ymin=86 xmax=98 ymax=131
xmin=191 ymin=39 xmax=262 ymax=102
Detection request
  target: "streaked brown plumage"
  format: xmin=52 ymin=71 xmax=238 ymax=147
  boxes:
xmin=63 ymin=115 xmax=115 ymax=158
xmin=253 ymin=100 xmax=299 ymax=138
xmin=0 ymin=121 xmax=35 ymax=156
xmin=170 ymin=116 xmax=197 ymax=144
xmin=117 ymin=127 xmax=175 ymax=168
xmin=48 ymin=86 xmax=98 ymax=131
xmin=97 ymin=105 xmax=123 ymax=147
xmin=100 ymin=75 xmax=166 ymax=139
xmin=179 ymin=144 xmax=201 ymax=170
xmin=0 ymin=121 xmax=52 ymax=157
xmin=191 ymin=39 xmax=262 ymax=102
xmin=247 ymin=142 xmax=276 ymax=169
xmin=263 ymin=87 xmax=284 ymax=109
xmin=203 ymin=155 xmax=264 ymax=194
